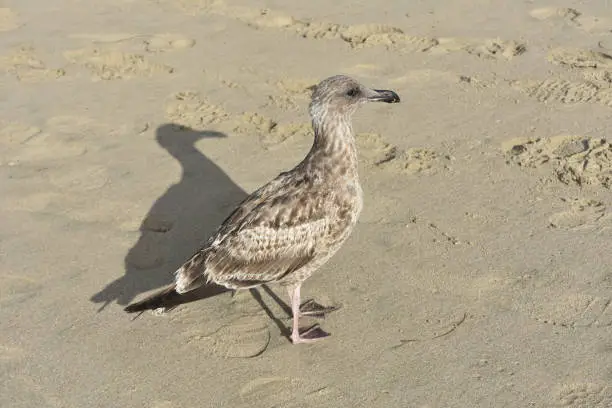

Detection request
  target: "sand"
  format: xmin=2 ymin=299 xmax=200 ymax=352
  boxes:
xmin=1 ymin=0 xmax=612 ymax=407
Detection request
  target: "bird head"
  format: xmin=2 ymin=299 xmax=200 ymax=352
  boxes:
xmin=308 ymin=75 xmax=400 ymax=121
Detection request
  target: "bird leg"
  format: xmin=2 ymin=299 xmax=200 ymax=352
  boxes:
xmin=288 ymin=284 xmax=330 ymax=344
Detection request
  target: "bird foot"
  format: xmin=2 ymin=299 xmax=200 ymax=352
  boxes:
xmin=291 ymin=324 xmax=330 ymax=344
xmin=299 ymin=299 xmax=341 ymax=318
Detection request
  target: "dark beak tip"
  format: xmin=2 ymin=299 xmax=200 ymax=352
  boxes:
xmin=388 ymin=91 xmax=401 ymax=103
xmin=371 ymin=89 xmax=401 ymax=103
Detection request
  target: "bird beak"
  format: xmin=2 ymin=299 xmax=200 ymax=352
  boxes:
xmin=366 ymin=89 xmax=401 ymax=103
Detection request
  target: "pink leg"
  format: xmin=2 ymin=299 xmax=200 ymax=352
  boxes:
xmin=287 ymin=284 xmax=329 ymax=344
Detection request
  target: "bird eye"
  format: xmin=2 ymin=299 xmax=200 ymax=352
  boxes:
xmin=346 ymin=88 xmax=359 ymax=97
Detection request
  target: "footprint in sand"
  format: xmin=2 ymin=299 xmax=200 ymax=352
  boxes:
xmin=292 ymin=9 xmax=524 ymax=58
xmin=510 ymin=48 xmax=612 ymax=108
xmin=162 ymin=1 xmax=524 ymax=59
xmin=548 ymin=47 xmax=612 ymax=70
xmin=338 ymin=23 xmax=406 ymax=46
xmin=434 ymin=38 xmax=526 ymax=59
xmin=338 ymin=24 xmax=438 ymax=52
xmin=376 ymin=145 xmax=453 ymax=175
xmin=233 ymin=112 xmax=311 ymax=149
xmin=530 ymin=7 xmax=612 ymax=34
xmin=63 ymin=47 xmax=173 ymax=80
xmin=165 ymin=91 xmax=230 ymax=130
xmin=165 ymin=91 xmax=310 ymax=147
xmin=514 ymin=77 xmax=612 ymax=107
xmin=261 ymin=11 xmax=522 ymax=58
xmin=553 ymin=383 xmax=612 ymax=407
xmin=356 ymin=133 xmax=398 ymax=166
xmin=232 ymin=112 xmax=276 ymax=138
xmin=185 ymin=316 xmax=270 ymax=358
xmin=263 ymin=78 xmax=316 ymax=111
xmin=220 ymin=5 xmax=436 ymax=53
xmin=0 ymin=7 xmax=21 ymax=31
xmin=582 ymin=69 xmax=612 ymax=88
xmin=505 ymin=135 xmax=612 ymax=188
xmin=0 ymin=45 xmax=66 ymax=82
xmin=264 ymin=94 xmax=302 ymax=111
xmin=548 ymin=198 xmax=606 ymax=229
xmin=529 ymin=7 xmax=581 ymax=24
xmin=545 ymin=48 xmax=612 ymax=107
xmin=218 ymin=76 xmax=243 ymax=89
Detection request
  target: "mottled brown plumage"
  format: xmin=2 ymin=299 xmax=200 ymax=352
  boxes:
xmin=125 ymin=75 xmax=400 ymax=344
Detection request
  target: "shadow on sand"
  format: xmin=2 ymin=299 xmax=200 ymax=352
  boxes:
xmin=91 ymin=124 xmax=248 ymax=311
xmin=90 ymin=124 xmax=332 ymax=341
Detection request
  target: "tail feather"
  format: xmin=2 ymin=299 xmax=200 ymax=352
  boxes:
xmin=125 ymin=251 xmax=210 ymax=313
xmin=124 ymin=285 xmax=180 ymax=313
xmin=175 ymin=250 xmax=208 ymax=293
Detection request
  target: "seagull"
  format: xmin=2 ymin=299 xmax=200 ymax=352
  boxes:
xmin=125 ymin=75 xmax=400 ymax=344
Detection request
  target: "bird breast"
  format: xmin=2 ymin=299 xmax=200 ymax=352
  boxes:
xmin=325 ymin=179 xmax=363 ymax=245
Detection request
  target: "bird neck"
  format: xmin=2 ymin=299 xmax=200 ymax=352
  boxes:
xmin=305 ymin=114 xmax=359 ymax=179
xmin=161 ymin=141 xmax=208 ymax=178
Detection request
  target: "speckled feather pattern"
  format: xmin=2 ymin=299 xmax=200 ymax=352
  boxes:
xmin=173 ymin=75 xmax=382 ymax=293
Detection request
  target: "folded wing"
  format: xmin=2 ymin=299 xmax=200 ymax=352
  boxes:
xmin=175 ymin=173 xmax=331 ymax=292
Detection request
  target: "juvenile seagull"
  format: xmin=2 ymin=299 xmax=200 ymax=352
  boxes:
xmin=125 ymin=75 xmax=400 ymax=344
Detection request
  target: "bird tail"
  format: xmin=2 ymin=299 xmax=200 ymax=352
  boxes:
xmin=124 ymin=250 xmax=209 ymax=313
xmin=123 ymin=284 xmax=180 ymax=313
xmin=174 ymin=249 xmax=209 ymax=294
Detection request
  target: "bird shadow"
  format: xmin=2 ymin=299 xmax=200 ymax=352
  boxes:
xmin=90 ymin=123 xmax=334 ymax=341
xmin=90 ymin=124 xmax=247 ymax=311
xmin=250 ymin=286 xmax=292 ymax=340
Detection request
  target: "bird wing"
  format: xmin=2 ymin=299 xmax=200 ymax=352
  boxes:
xmin=205 ymin=217 xmax=327 ymax=287
xmin=175 ymin=172 xmax=331 ymax=292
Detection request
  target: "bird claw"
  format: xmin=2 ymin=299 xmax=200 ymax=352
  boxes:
xmin=299 ymin=299 xmax=341 ymax=318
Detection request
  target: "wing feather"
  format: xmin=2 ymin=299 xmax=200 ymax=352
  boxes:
xmin=175 ymin=172 xmax=332 ymax=292
xmin=206 ymin=219 xmax=326 ymax=286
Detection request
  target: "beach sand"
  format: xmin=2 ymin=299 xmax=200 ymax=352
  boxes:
xmin=1 ymin=0 xmax=612 ymax=407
